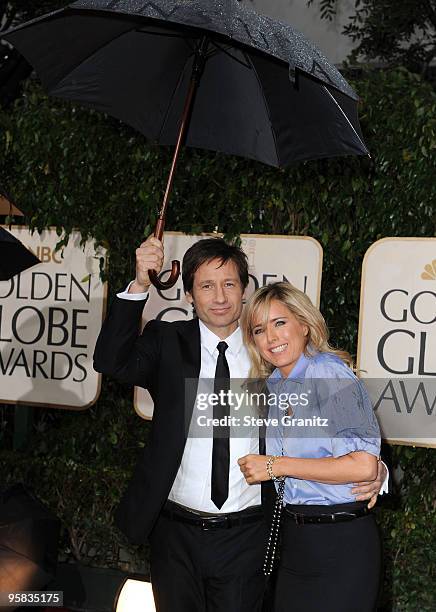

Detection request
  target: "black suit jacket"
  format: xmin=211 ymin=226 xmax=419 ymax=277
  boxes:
xmin=94 ymin=296 xmax=274 ymax=544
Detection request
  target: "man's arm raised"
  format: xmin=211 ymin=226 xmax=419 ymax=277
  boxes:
xmin=93 ymin=236 xmax=164 ymax=388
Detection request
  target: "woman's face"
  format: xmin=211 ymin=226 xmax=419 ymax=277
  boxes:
xmin=251 ymin=299 xmax=308 ymax=378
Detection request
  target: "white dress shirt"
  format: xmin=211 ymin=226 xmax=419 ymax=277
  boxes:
xmin=168 ymin=320 xmax=261 ymax=513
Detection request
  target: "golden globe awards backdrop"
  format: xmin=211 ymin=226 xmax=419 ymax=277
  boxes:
xmin=357 ymin=238 xmax=436 ymax=448
xmin=0 ymin=227 xmax=107 ymax=410
xmin=135 ymin=232 xmax=323 ymax=419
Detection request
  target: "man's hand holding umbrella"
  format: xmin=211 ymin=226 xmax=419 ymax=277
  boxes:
xmin=129 ymin=236 xmax=165 ymax=294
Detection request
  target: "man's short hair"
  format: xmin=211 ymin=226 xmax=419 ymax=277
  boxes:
xmin=182 ymin=238 xmax=249 ymax=293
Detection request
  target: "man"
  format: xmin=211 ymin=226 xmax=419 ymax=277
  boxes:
xmin=94 ymin=235 xmax=387 ymax=612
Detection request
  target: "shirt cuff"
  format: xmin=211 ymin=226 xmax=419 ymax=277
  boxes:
xmin=116 ymin=281 xmax=149 ymax=301
xmin=379 ymin=460 xmax=389 ymax=495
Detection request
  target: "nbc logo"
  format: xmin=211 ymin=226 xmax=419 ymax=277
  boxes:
xmin=421 ymin=260 xmax=436 ymax=280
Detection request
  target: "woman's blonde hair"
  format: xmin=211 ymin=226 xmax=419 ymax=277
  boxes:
xmin=241 ymin=282 xmax=353 ymax=378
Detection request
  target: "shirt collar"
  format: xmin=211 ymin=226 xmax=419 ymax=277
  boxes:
xmin=268 ymin=351 xmax=312 ymax=384
xmin=199 ymin=319 xmax=243 ymax=357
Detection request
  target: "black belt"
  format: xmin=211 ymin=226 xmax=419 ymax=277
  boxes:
xmin=161 ymin=501 xmax=263 ymax=530
xmin=284 ymin=504 xmax=370 ymax=525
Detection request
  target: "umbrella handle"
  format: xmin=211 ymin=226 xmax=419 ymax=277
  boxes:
xmin=148 ymin=36 xmax=209 ymax=291
xmin=148 ymin=261 xmax=180 ymax=290
xmin=149 ymin=218 xmax=180 ymax=290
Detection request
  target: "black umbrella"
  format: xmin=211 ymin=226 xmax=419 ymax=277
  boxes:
xmin=3 ymin=0 xmax=369 ymax=288
xmin=0 ymin=484 xmax=60 ymax=602
xmin=0 ymin=226 xmax=41 ymax=281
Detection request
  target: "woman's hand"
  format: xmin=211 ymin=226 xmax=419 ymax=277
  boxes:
xmin=238 ymin=454 xmax=270 ymax=484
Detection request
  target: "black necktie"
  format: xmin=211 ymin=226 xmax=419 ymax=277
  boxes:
xmin=211 ymin=341 xmax=230 ymax=509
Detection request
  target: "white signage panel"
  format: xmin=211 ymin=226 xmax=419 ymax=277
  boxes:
xmin=0 ymin=227 xmax=107 ymax=409
xmin=357 ymin=238 xmax=436 ymax=447
xmin=135 ymin=232 xmax=323 ymax=419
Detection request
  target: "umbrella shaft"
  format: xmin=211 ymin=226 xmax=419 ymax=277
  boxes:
xmin=155 ymin=36 xmax=209 ymax=238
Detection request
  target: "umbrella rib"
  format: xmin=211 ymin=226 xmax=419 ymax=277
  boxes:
xmin=49 ymin=24 xmax=191 ymax=92
xmin=136 ymin=29 xmax=192 ymax=40
xmin=244 ymin=53 xmax=280 ymax=167
xmin=321 ymin=86 xmax=370 ymax=156
xmin=209 ymin=41 xmax=252 ymax=70
xmin=47 ymin=28 xmax=136 ymax=91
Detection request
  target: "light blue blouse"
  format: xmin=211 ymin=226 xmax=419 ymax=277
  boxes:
xmin=265 ymin=351 xmax=381 ymax=505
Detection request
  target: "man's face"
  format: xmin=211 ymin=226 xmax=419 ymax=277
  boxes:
xmin=186 ymin=258 xmax=244 ymax=339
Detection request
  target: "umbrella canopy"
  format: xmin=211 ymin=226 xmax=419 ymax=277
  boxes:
xmin=0 ymin=227 xmax=41 ymax=281
xmin=3 ymin=0 xmax=369 ymax=289
xmin=0 ymin=485 xmax=60 ymax=598
xmin=3 ymin=0 xmax=368 ymax=166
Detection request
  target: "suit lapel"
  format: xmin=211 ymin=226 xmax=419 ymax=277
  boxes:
xmin=177 ymin=318 xmax=201 ymax=439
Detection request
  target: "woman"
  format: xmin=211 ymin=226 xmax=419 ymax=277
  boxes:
xmin=238 ymin=282 xmax=381 ymax=612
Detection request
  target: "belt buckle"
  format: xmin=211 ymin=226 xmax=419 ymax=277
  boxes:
xmin=294 ymin=513 xmax=305 ymax=525
xmin=334 ymin=512 xmax=355 ymax=522
xmin=200 ymin=516 xmax=225 ymax=531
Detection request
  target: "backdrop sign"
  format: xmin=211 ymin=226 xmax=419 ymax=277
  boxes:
xmin=135 ymin=232 xmax=323 ymax=419
xmin=357 ymin=238 xmax=436 ymax=447
xmin=0 ymin=226 xmax=107 ymax=410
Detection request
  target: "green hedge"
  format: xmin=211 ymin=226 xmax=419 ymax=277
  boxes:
xmin=0 ymin=67 xmax=435 ymax=609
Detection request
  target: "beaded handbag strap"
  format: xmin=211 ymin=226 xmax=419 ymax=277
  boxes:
xmin=263 ymin=477 xmax=285 ymax=576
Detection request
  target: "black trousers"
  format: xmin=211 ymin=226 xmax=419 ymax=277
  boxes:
xmin=149 ymin=507 xmax=267 ymax=612
xmin=274 ymin=503 xmax=382 ymax=612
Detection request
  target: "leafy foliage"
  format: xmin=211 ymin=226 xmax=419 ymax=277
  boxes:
xmin=307 ymin=0 xmax=340 ymax=22
xmin=309 ymin=0 xmax=436 ymax=77
xmin=346 ymin=0 xmax=436 ymax=76
xmin=0 ymin=67 xmax=435 ymax=608
xmin=382 ymin=445 xmax=436 ymax=610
